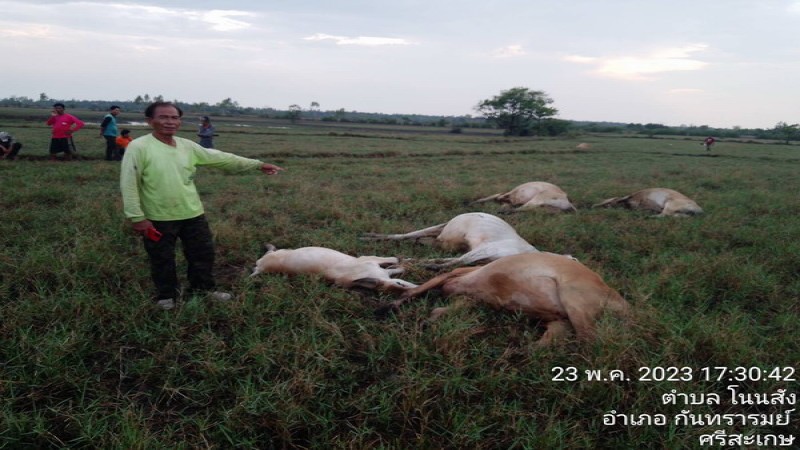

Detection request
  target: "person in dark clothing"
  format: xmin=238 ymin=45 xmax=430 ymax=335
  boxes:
xmin=0 ymin=131 xmax=22 ymax=160
xmin=197 ymin=116 xmax=215 ymax=148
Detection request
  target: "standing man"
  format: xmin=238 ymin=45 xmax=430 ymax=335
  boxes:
xmin=120 ymin=101 xmax=284 ymax=310
xmin=703 ymin=136 xmax=716 ymax=151
xmin=46 ymin=102 xmax=84 ymax=161
xmin=197 ymin=116 xmax=215 ymax=148
xmin=100 ymin=105 xmax=121 ymax=160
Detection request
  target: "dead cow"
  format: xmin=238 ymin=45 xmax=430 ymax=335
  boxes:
xmin=593 ymin=188 xmax=703 ymax=217
xmin=378 ymin=252 xmax=630 ymax=345
xmin=472 ymin=181 xmax=577 ymax=213
xmin=250 ymin=244 xmax=418 ymax=293
xmin=361 ymin=212 xmax=537 ymax=269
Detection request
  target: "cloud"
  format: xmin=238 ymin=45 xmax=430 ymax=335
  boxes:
xmin=669 ymin=88 xmax=704 ymax=94
xmin=106 ymin=4 xmax=255 ymax=31
xmin=564 ymin=44 xmax=709 ymax=80
xmin=562 ymin=55 xmax=597 ymax=64
xmin=492 ymin=45 xmax=526 ymax=58
xmin=0 ymin=25 xmax=53 ymax=39
xmin=304 ymin=33 xmax=412 ymax=46
xmin=196 ymin=10 xmax=255 ymax=32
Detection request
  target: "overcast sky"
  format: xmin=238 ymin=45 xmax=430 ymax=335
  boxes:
xmin=1 ymin=0 xmax=798 ymax=129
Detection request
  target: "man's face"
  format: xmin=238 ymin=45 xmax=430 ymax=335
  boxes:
xmin=54 ymin=106 xmax=65 ymax=114
xmin=147 ymin=106 xmax=182 ymax=137
xmin=111 ymin=108 xmax=120 ymax=116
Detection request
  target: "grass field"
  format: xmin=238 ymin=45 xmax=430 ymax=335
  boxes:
xmin=1 ymin=108 xmax=798 ymax=448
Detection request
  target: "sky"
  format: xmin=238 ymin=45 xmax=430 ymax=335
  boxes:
xmin=1 ymin=0 xmax=798 ymax=129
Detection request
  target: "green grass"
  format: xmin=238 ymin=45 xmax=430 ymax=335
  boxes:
xmin=1 ymin=110 xmax=798 ymax=448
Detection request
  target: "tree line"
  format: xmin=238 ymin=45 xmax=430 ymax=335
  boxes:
xmin=1 ymin=90 xmax=797 ymax=142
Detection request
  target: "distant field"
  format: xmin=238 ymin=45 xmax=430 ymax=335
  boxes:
xmin=1 ymin=108 xmax=798 ymax=448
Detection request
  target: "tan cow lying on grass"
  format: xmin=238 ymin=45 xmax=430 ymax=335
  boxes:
xmin=592 ymin=188 xmax=703 ymax=217
xmin=361 ymin=212 xmax=538 ymax=270
xmin=250 ymin=244 xmax=418 ymax=293
xmin=472 ymin=181 xmax=577 ymax=213
xmin=371 ymin=252 xmax=630 ymax=345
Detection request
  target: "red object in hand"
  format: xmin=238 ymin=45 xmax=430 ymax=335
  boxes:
xmin=145 ymin=227 xmax=163 ymax=242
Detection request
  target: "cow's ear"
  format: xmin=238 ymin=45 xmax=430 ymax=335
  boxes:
xmin=263 ymin=243 xmax=277 ymax=253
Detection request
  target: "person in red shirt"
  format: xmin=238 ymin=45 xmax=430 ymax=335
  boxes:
xmin=46 ymin=102 xmax=84 ymax=161
xmin=703 ymin=136 xmax=715 ymax=151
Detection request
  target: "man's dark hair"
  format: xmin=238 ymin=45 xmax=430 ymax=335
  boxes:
xmin=120 ymin=129 xmax=131 ymax=136
xmin=144 ymin=101 xmax=183 ymax=118
xmin=53 ymin=102 xmax=65 ymax=108
xmin=110 ymin=105 xmax=120 ymax=111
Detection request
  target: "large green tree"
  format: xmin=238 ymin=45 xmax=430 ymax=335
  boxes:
xmin=774 ymin=121 xmax=799 ymax=144
xmin=476 ymin=87 xmax=558 ymax=136
xmin=287 ymin=104 xmax=302 ymax=123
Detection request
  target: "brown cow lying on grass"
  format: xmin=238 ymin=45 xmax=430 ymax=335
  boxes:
xmin=472 ymin=181 xmax=577 ymax=213
xmin=250 ymin=244 xmax=418 ymax=293
xmin=361 ymin=212 xmax=538 ymax=270
xmin=370 ymin=252 xmax=630 ymax=346
xmin=592 ymin=188 xmax=703 ymax=217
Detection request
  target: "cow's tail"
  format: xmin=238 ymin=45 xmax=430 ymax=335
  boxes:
xmin=471 ymin=193 xmax=503 ymax=204
xmin=592 ymin=195 xmax=630 ymax=208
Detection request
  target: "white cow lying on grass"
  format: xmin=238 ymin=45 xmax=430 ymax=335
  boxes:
xmin=250 ymin=244 xmax=418 ymax=293
xmin=592 ymin=188 xmax=703 ymax=217
xmin=361 ymin=212 xmax=538 ymax=270
xmin=472 ymin=181 xmax=577 ymax=213
xmin=372 ymin=252 xmax=630 ymax=346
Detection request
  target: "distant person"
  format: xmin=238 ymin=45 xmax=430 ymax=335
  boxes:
xmin=100 ymin=105 xmax=121 ymax=160
xmin=197 ymin=115 xmax=215 ymax=148
xmin=120 ymin=101 xmax=284 ymax=310
xmin=703 ymin=136 xmax=716 ymax=151
xmin=46 ymin=102 xmax=84 ymax=161
xmin=116 ymin=128 xmax=133 ymax=158
xmin=0 ymin=131 xmax=23 ymax=160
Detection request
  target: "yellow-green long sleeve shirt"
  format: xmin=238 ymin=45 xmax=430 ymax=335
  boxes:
xmin=120 ymin=134 xmax=264 ymax=222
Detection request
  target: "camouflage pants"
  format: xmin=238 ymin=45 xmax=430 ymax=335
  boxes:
xmin=143 ymin=215 xmax=216 ymax=300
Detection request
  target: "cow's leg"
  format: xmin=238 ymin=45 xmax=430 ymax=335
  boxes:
xmin=373 ymin=267 xmax=473 ymax=316
xmin=421 ymin=248 xmax=496 ymax=270
xmin=385 ymin=267 xmax=405 ymax=276
xmin=513 ymin=200 xmax=545 ymax=212
xmin=536 ymin=320 xmax=572 ymax=346
xmin=433 ymin=247 xmax=498 ymax=268
xmin=351 ymin=277 xmax=417 ymax=293
xmin=422 ymin=257 xmax=458 ymax=270
xmin=357 ymin=256 xmax=399 ymax=266
xmin=658 ymin=201 xmax=695 ymax=218
xmin=397 ymin=267 xmax=478 ymax=301
xmin=361 ymin=223 xmax=446 ymax=241
xmin=428 ymin=306 xmax=452 ymax=321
